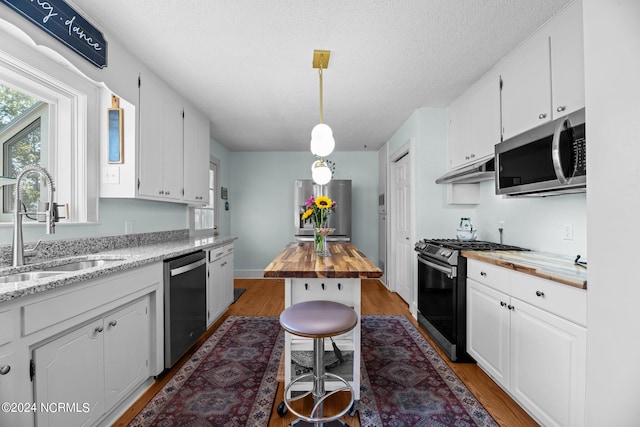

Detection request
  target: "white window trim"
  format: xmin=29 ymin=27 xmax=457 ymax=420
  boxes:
xmin=0 ymin=24 xmax=99 ymax=224
xmin=189 ymin=155 xmax=219 ymax=236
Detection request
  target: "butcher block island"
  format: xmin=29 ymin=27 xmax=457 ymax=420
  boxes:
xmin=264 ymin=242 xmax=382 ymax=407
xmin=264 ymin=242 xmax=383 ymax=279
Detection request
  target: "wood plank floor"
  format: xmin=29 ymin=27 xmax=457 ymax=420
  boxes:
xmin=114 ymin=279 xmax=538 ymax=426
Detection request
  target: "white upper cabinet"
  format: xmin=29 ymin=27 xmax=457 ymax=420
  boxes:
xmin=500 ymin=0 xmax=584 ymax=141
xmin=183 ymin=106 xmax=210 ymax=204
xmin=549 ymin=0 xmax=585 ymax=118
xmin=138 ymin=73 xmax=184 ymax=201
xmin=448 ymin=71 xmax=501 ymax=170
xmin=101 ymin=72 xmax=210 ymax=204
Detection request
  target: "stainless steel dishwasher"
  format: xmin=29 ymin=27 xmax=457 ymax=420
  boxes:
xmin=164 ymin=250 xmax=207 ymax=368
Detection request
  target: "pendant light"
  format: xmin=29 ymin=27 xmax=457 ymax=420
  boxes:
xmin=311 ymin=159 xmax=332 ymax=185
xmin=310 ymin=50 xmax=334 ymax=185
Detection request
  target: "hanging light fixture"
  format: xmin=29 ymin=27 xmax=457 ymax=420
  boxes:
xmin=310 ymin=50 xmax=335 ymax=184
xmin=311 ymin=159 xmax=332 ymax=185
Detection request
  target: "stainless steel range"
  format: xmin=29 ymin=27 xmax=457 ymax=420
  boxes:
xmin=414 ymin=239 xmax=528 ymax=362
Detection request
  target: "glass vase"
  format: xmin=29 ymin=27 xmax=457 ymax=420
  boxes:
xmin=314 ymin=227 xmax=332 ymax=257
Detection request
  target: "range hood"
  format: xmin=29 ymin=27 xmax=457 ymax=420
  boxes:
xmin=435 ymin=157 xmax=495 ymax=184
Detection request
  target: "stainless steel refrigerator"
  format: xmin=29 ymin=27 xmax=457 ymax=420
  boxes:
xmin=294 ymin=179 xmax=351 ymax=241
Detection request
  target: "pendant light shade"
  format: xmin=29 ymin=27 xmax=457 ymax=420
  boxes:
xmin=311 ymin=160 xmax=332 ymax=185
xmin=310 ymin=124 xmax=335 ymax=157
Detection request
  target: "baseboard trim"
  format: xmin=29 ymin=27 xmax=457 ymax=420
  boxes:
xmin=234 ymin=269 xmax=268 ymax=278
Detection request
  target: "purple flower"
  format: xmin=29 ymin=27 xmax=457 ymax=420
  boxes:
xmin=305 ymin=196 xmax=315 ymax=208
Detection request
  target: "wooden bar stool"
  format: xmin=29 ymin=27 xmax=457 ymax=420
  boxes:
xmin=279 ymin=300 xmax=357 ymax=426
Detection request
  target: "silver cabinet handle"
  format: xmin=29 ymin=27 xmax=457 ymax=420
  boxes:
xmin=108 ymin=320 xmax=118 ymax=327
xmin=95 ymin=326 xmax=104 ymax=333
xmin=556 ymin=105 xmax=566 ymax=112
xmin=538 ymin=113 xmax=547 ymax=119
xmin=0 ymin=365 xmax=10 ymax=375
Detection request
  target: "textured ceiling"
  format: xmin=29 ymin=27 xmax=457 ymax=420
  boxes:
xmin=68 ymin=0 xmax=571 ymax=152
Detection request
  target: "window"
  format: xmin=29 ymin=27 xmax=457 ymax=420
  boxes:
xmin=0 ymin=28 xmax=100 ymax=224
xmin=191 ymin=157 xmax=219 ymax=234
xmin=0 ymin=84 xmax=49 ymax=215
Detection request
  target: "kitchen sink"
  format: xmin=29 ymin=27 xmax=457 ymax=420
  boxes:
xmin=0 ymin=271 xmax=63 ymax=284
xmin=44 ymin=259 xmax=119 ymax=271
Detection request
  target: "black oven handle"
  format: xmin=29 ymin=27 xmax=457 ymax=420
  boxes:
xmin=418 ymin=255 xmax=456 ymax=278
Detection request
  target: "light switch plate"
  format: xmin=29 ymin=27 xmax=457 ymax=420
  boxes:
xmin=103 ymin=166 xmax=120 ymax=184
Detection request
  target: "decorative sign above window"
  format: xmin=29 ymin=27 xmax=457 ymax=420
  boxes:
xmin=0 ymin=0 xmax=107 ymax=68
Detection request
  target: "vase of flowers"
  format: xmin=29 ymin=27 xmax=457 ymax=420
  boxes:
xmin=301 ymin=195 xmax=336 ymax=256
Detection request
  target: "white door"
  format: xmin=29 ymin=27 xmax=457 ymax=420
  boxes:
xmin=390 ymin=150 xmax=412 ymax=305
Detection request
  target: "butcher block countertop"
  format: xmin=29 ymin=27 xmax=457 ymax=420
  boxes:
xmin=264 ymin=242 xmax=383 ymax=279
xmin=463 ymin=250 xmax=587 ymax=289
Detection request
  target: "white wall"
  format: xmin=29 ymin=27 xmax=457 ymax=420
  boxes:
xmin=475 ymin=183 xmax=587 ymax=255
xmin=229 ymin=151 xmax=378 ymax=275
xmin=583 ymin=0 xmax=640 ymax=424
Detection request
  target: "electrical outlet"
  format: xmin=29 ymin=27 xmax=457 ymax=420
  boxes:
xmin=124 ymin=221 xmax=133 ymax=234
xmin=562 ymin=224 xmax=573 ymax=240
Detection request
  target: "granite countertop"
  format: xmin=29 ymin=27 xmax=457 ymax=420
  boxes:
xmin=462 ymin=250 xmax=587 ymax=289
xmin=0 ymin=234 xmax=236 ymax=303
xmin=264 ymin=242 xmax=383 ymax=279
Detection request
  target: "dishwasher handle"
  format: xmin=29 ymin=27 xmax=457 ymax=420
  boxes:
xmin=170 ymin=258 xmax=206 ymax=276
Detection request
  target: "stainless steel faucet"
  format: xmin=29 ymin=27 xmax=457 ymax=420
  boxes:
xmin=12 ymin=165 xmax=56 ymax=266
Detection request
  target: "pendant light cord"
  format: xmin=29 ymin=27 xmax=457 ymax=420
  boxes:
xmin=318 ymin=59 xmax=324 ymax=124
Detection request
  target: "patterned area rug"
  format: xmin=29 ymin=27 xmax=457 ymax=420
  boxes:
xmin=128 ymin=316 xmax=282 ymax=427
xmin=359 ymin=315 xmax=498 ymax=427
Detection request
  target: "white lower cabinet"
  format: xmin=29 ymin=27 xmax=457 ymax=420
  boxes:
xmin=467 ymin=259 xmax=586 ymax=427
xmin=0 ymin=263 xmax=163 ymax=427
xmin=34 ymin=297 xmax=150 ymax=427
xmin=206 ymin=243 xmax=234 ymax=326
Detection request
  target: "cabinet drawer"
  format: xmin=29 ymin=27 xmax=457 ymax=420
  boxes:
xmin=467 ymin=259 xmax=510 ymax=294
xmin=209 ymin=243 xmax=234 ymax=263
xmin=510 ymin=270 xmax=586 ymax=326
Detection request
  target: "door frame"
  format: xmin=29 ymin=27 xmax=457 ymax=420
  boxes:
xmin=388 ymin=138 xmax=416 ymax=315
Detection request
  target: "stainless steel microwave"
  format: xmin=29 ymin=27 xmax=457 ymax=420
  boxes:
xmin=495 ymin=108 xmax=586 ymax=197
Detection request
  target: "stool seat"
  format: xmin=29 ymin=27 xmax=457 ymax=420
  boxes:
xmin=280 ymin=300 xmax=357 ymax=338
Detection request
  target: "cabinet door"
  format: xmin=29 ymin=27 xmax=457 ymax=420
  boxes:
xmin=34 ymin=320 xmax=105 ymax=427
xmin=467 ymin=279 xmax=510 ymax=389
xmin=510 ymin=299 xmax=586 ymax=427
xmin=222 ymin=252 xmax=234 ymax=306
xmin=138 ymin=74 xmax=165 ymax=198
xmin=183 ymin=107 xmax=210 ymax=204
xmin=206 ymin=256 xmax=224 ymax=325
xmin=104 ymin=297 xmax=151 ymax=410
xmin=470 ymin=72 xmax=502 ymax=159
xmin=500 ymin=32 xmax=551 ymax=140
xmin=447 ymin=93 xmax=473 ymax=169
xmin=138 ymin=74 xmax=183 ymax=200
xmin=549 ymin=0 xmax=585 ymax=119
xmin=161 ymin=97 xmax=184 ymax=201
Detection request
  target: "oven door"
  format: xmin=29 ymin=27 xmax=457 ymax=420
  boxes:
xmin=417 ymin=255 xmax=457 ymax=353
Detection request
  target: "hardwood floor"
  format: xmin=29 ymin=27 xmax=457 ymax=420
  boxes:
xmin=114 ymin=279 xmax=538 ymax=426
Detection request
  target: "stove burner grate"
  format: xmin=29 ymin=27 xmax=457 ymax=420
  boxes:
xmin=421 ymin=239 xmax=529 ymax=252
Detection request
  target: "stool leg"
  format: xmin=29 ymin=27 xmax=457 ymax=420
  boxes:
xmin=312 ymin=337 xmax=325 ymax=417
